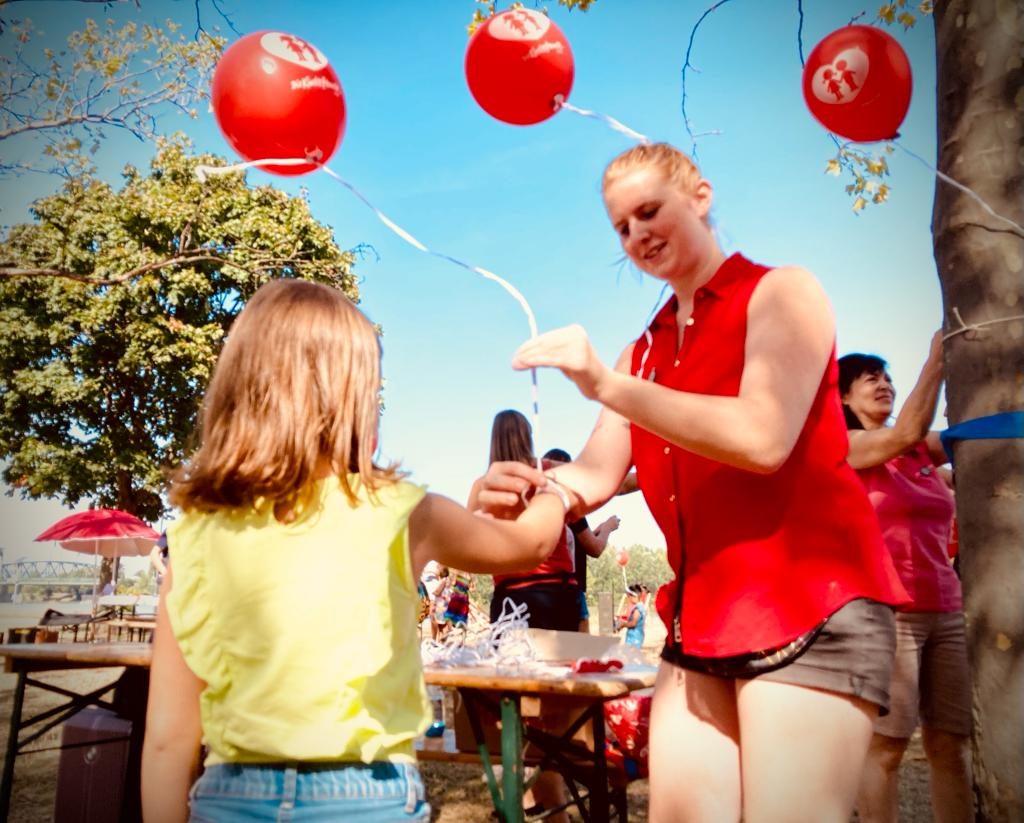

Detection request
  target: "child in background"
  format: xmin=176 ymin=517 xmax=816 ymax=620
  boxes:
xmin=440 ymin=570 xmax=472 ymax=632
xmin=141 ymin=279 xmax=566 ymax=823
xmin=615 ymin=585 xmax=647 ymax=647
xmin=420 ymin=560 xmax=450 ymax=640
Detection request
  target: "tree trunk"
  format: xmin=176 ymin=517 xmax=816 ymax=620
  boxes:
xmin=933 ymin=2 xmax=1024 ymax=820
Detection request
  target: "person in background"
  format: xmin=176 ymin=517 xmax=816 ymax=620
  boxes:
xmin=840 ymin=333 xmax=972 ymax=823
xmin=141 ymin=279 xmax=565 ymax=823
xmin=615 ymin=585 xmax=646 ymax=647
xmin=471 ymin=412 xmax=579 ymax=632
xmin=468 ymin=411 xmax=576 ymax=822
xmin=420 ymin=560 xmax=450 ymax=641
xmin=473 ymin=142 xmax=909 ymax=822
xmin=542 ymin=447 xmax=622 ymax=632
xmin=149 ymin=533 xmax=169 ymax=589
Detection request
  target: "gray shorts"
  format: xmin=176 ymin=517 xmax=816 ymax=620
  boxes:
xmin=757 ymin=598 xmax=897 ymax=714
xmin=874 ymin=610 xmax=971 ymax=738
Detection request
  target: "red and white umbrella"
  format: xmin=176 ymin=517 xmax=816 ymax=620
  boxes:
xmin=35 ymin=508 xmax=159 ymax=557
xmin=35 ymin=509 xmax=159 ymax=608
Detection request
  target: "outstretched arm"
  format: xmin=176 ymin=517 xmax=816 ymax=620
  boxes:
xmin=409 ymin=490 xmax=566 ymax=581
xmin=847 ymin=331 xmax=944 ymax=470
xmin=513 ymin=266 xmax=835 ymax=474
xmin=142 ymin=570 xmax=204 ymax=823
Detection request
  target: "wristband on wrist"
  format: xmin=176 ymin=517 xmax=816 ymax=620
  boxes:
xmin=535 ymin=481 xmax=571 ymax=513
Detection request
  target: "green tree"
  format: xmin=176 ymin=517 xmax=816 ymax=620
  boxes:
xmin=584 ymin=544 xmax=672 ymax=609
xmin=0 ymin=14 xmax=223 ymax=177
xmin=0 ymin=136 xmax=360 ymax=522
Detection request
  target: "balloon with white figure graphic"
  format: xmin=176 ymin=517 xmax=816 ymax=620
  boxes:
xmin=465 ymin=8 xmax=575 ymax=126
xmin=801 ymin=25 xmax=911 ymax=142
xmin=211 ymin=31 xmax=346 ymax=176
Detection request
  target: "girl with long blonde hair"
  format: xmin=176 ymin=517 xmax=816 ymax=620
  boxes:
xmin=141 ymin=278 xmax=566 ymax=823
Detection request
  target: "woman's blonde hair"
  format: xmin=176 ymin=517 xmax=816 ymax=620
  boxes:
xmin=488 ymin=409 xmax=534 ymax=467
xmin=602 ymin=142 xmax=702 ymax=198
xmin=169 ymin=278 xmax=400 ymax=513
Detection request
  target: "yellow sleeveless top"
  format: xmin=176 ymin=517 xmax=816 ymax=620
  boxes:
xmin=165 ymin=477 xmax=430 ymax=764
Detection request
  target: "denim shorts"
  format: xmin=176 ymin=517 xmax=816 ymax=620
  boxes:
xmin=577 ymin=589 xmax=590 ymax=621
xmin=189 ymin=761 xmax=431 ymax=823
xmin=875 ymin=610 xmax=971 ymax=738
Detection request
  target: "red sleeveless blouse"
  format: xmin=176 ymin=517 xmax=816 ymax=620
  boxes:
xmin=631 ymin=253 xmax=908 ymax=657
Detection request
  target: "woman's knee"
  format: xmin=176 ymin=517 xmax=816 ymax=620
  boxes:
xmin=867 ymin=733 xmax=911 ymax=774
xmin=921 ymin=727 xmax=971 ymax=772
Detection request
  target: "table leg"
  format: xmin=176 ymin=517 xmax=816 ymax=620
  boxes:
xmin=499 ymin=694 xmax=524 ymax=823
xmin=590 ymin=704 xmax=608 ymax=819
xmin=0 ymin=671 xmax=27 ymax=822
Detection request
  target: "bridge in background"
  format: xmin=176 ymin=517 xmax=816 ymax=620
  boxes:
xmin=0 ymin=560 xmax=97 ymax=600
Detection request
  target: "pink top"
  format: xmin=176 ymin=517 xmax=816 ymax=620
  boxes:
xmin=857 ymin=441 xmax=960 ymax=612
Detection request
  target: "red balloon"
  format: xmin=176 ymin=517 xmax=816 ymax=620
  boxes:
xmin=616 ymin=549 xmax=630 ymax=567
xmin=465 ymin=8 xmax=574 ymax=126
xmin=802 ymin=25 xmax=912 ymax=142
xmin=211 ymin=31 xmax=346 ymax=176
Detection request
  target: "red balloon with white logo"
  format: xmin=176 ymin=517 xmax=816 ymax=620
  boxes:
xmin=211 ymin=31 xmax=346 ymax=175
xmin=465 ymin=8 xmax=574 ymax=126
xmin=802 ymin=25 xmax=912 ymax=142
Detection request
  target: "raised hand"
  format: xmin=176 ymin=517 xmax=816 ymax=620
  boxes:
xmin=511 ymin=324 xmax=613 ymax=401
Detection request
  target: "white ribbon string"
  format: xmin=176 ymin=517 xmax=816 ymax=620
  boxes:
xmin=421 ymin=597 xmax=564 ymax=675
xmin=195 ymin=158 xmax=544 ymax=456
xmin=894 ymin=141 xmax=1024 ymax=237
xmin=553 ymin=95 xmax=650 ymax=144
xmin=944 ymin=307 xmax=1024 ymax=341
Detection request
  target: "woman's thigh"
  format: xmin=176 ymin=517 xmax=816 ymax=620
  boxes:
xmin=875 ymin=611 xmax=930 ymax=738
xmin=736 ymin=678 xmax=876 ymax=823
xmin=648 ymin=661 xmax=741 ymax=823
xmin=919 ymin=611 xmax=972 ymax=736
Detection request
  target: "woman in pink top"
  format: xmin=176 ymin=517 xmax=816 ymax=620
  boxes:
xmin=840 ymin=332 xmax=972 ymax=823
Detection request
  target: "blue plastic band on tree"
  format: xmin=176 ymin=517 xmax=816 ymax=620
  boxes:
xmin=940 ymin=411 xmax=1024 ymax=463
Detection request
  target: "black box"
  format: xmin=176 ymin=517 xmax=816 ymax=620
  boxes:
xmin=54 ymin=707 xmax=132 ymax=823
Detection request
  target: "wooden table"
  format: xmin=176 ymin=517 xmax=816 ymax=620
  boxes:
xmin=0 ymin=643 xmax=152 ymax=822
xmin=421 ymin=663 xmax=656 ymax=822
xmin=0 ymin=644 xmax=655 ymax=823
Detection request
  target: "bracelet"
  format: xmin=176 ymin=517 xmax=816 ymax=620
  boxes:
xmin=535 ymin=482 xmax=571 ymax=514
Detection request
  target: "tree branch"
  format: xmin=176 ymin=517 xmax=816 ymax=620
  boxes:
xmin=796 ymin=0 xmax=806 ymax=66
xmin=0 ymin=254 xmax=235 ymax=285
xmin=0 ymin=0 xmax=141 ymax=4
xmin=680 ymin=1 xmax=732 ymax=157
xmin=0 ymin=245 xmax=352 ymax=286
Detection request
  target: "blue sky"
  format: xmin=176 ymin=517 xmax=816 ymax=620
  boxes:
xmin=0 ymin=0 xmax=944 ymax=567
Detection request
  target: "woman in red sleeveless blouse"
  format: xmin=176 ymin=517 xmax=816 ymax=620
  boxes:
xmin=474 ymin=143 xmax=908 ymax=822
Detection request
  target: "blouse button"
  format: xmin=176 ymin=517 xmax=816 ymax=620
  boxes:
xmin=685 ymin=317 xmax=695 ymax=326
xmin=663 ymin=446 xmax=671 ymax=455
xmin=673 ymin=359 xmax=680 ymax=367
xmin=668 ymin=494 xmax=676 ymax=503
